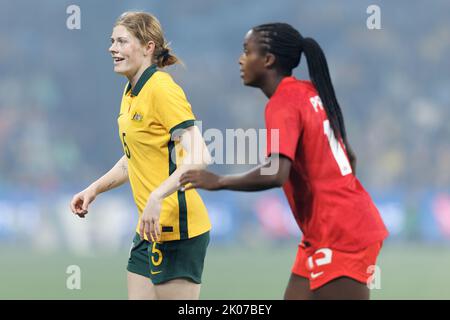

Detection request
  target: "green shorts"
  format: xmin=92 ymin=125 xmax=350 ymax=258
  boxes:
xmin=126 ymin=231 xmax=210 ymax=285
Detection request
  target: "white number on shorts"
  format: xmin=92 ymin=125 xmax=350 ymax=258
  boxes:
xmin=308 ymin=248 xmax=333 ymax=269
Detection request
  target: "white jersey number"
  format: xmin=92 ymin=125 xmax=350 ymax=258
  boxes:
xmin=323 ymin=120 xmax=352 ymax=176
xmin=310 ymin=95 xmax=352 ymax=176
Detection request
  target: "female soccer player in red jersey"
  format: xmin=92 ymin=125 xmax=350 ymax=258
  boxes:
xmin=179 ymin=23 xmax=389 ymax=300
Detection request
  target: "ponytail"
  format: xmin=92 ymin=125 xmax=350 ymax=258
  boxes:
xmin=301 ymin=37 xmax=357 ymax=173
xmin=252 ymin=23 xmax=357 ymax=173
xmin=155 ymin=46 xmax=179 ymax=68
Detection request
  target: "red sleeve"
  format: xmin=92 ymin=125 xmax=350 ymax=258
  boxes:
xmin=265 ymin=99 xmax=302 ymax=161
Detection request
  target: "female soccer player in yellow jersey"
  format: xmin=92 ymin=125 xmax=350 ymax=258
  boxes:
xmin=70 ymin=12 xmax=212 ymax=300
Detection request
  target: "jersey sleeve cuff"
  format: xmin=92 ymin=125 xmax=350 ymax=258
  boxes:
xmin=169 ymin=119 xmax=196 ymax=138
xmin=267 ymin=151 xmax=295 ymax=162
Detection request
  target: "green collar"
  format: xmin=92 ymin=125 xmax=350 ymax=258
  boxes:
xmin=126 ymin=64 xmax=158 ymax=96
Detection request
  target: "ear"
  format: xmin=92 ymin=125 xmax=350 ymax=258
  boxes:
xmin=144 ymin=41 xmax=155 ymax=57
xmin=263 ymin=52 xmax=276 ymax=68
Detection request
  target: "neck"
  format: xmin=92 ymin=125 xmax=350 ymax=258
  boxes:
xmin=259 ymin=73 xmax=289 ymax=98
xmin=128 ymin=62 xmax=153 ymax=89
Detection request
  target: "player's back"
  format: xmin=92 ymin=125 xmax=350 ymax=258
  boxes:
xmin=265 ymin=77 xmax=388 ymax=251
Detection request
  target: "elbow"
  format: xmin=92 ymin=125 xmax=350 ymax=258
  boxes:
xmin=188 ymin=158 xmax=211 ymax=171
xmin=203 ymin=150 xmax=213 ymax=167
xmin=270 ymin=173 xmax=287 ymax=188
xmin=195 ymin=152 xmax=212 ymax=170
xmin=195 ymin=162 xmax=209 ymax=170
xmin=271 ymin=156 xmax=291 ymax=187
xmin=198 ymin=148 xmax=212 ymax=168
xmin=183 ymin=149 xmax=212 ymax=170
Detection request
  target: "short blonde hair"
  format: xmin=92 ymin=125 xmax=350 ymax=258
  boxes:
xmin=115 ymin=11 xmax=178 ymax=68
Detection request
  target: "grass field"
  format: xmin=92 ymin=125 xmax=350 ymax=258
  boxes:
xmin=1 ymin=243 xmax=450 ymax=299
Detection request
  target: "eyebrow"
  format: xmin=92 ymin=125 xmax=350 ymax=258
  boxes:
xmin=111 ymin=36 xmax=127 ymax=41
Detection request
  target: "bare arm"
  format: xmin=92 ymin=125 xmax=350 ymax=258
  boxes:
xmin=179 ymin=154 xmax=292 ymax=192
xmin=150 ymin=125 xmax=211 ymax=200
xmin=216 ymin=155 xmax=292 ymax=191
xmin=70 ymin=155 xmax=129 ymax=217
xmin=139 ymin=125 xmax=211 ymax=241
xmin=90 ymin=155 xmax=129 ymax=195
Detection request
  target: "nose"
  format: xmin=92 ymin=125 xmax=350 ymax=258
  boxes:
xmin=238 ymin=53 xmax=244 ymax=66
xmin=109 ymin=42 xmax=117 ymax=54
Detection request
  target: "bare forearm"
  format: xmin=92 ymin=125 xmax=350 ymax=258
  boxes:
xmin=218 ymin=161 xmax=282 ymax=192
xmin=152 ymin=125 xmax=211 ymax=200
xmin=152 ymin=163 xmax=207 ymax=200
xmin=90 ymin=156 xmax=129 ymax=195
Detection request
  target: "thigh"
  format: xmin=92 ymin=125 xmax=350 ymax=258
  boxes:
xmin=306 ymin=242 xmax=382 ymax=299
xmin=284 ymin=273 xmax=314 ymax=300
xmin=126 ymin=233 xmax=155 ymax=299
xmin=149 ymin=232 xmax=210 ymax=286
xmin=155 ymin=278 xmax=201 ymax=300
xmin=287 ymin=242 xmax=314 ymax=300
xmin=312 ymin=276 xmax=369 ymax=300
xmin=127 ymin=271 xmax=157 ymax=300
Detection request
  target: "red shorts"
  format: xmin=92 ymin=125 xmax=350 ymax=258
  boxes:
xmin=291 ymin=241 xmax=383 ymax=291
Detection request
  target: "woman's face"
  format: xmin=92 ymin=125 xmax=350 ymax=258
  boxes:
xmin=238 ymin=30 xmax=267 ymax=87
xmin=109 ymin=25 xmax=151 ymax=78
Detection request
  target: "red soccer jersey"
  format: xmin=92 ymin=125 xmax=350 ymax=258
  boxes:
xmin=265 ymin=76 xmax=388 ymax=252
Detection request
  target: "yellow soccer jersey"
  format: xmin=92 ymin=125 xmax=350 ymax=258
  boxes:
xmin=117 ymin=64 xmax=211 ymax=241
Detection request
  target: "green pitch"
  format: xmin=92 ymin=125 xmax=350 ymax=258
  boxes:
xmin=1 ymin=243 xmax=449 ymax=299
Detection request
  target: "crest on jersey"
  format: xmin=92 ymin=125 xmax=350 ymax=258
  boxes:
xmin=132 ymin=112 xmax=143 ymax=121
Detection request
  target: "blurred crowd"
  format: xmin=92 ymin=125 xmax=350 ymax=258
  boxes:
xmin=1 ymin=1 xmax=449 ymax=196
xmin=0 ymin=1 xmax=449 ymax=201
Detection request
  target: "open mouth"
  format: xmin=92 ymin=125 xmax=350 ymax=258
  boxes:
xmin=113 ymin=57 xmax=125 ymax=64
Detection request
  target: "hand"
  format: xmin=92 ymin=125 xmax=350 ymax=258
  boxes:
xmin=70 ymin=186 xmax=97 ymax=218
xmin=179 ymin=169 xmax=222 ymax=191
xmin=139 ymin=194 xmax=162 ymax=242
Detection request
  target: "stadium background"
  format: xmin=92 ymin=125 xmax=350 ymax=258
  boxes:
xmin=1 ymin=0 xmax=449 ymax=299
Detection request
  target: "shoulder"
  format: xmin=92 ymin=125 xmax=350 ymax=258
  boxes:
xmin=150 ymin=71 xmax=184 ymax=94
xmin=152 ymin=70 xmax=173 ymax=84
xmin=267 ymin=80 xmax=316 ymax=112
xmin=275 ymin=79 xmax=316 ymax=100
xmin=148 ymin=71 xmax=191 ymax=110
